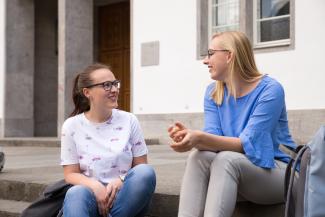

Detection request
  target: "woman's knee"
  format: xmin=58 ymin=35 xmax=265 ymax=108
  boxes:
xmin=211 ymin=151 xmax=247 ymax=174
xmin=129 ymin=164 xmax=156 ymax=189
xmin=187 ymin=150 xmax=217 ymax=165
xmin=63 ymin=185 xmax=98 ymax=216
xmin=64 ymin=185 xmax=93 ymax=202
xmin=213 ymin=151 xmax=245 ymax=163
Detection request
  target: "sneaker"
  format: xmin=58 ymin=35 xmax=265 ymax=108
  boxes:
xmin=0 ymin=152 xmax=4 ymax=172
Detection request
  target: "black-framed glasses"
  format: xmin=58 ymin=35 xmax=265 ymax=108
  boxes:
xmin=207 ymin=49 xmax=229 ymax=59
xmin=86 ymin=80 xmax=121 ymax=91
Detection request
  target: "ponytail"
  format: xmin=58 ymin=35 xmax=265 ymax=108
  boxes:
xmin=69 ymin=63 xmax=112 ymax=117
xmin=70 ymin=74 xmax=90 ymax=117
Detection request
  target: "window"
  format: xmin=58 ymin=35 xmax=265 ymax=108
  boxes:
xmin=254 ymin=0 xmax=291 ymax=48
xmin=197 ymin=0 xmax=294 ymax=58
xmin=209 ymin=0 xmax=240 ymax=39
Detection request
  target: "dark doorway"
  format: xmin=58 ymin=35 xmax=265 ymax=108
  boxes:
xmin=97 ymin=1 xmax=130 ymax=111
xmin=34 ymin=0 xmax=58 ymax=136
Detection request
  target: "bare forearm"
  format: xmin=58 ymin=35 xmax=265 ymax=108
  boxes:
xmin=64 ymin=172 xmax=101 ymax=191
xmin=132 ymin=155 xmax=147 ymax=167
xmin=195 ymin=131 xmax=243 ymax=153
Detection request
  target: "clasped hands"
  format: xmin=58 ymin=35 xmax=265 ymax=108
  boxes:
xmin=168 ymin=122 xmax=200 ymax=152
xmin=92 ymin=178 xmax=123 ymax=217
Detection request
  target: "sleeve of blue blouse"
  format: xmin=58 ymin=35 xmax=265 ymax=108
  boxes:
xmin=239 ymin=83 xmax=285 ymax=168
xmin=203 ymin=84 xmax=223 ymax=136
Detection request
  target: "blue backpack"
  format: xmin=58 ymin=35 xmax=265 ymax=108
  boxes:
xmin=285 ymin=125 xmax=325 ymax=217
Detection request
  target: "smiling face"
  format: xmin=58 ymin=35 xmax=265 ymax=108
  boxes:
xmin=203 ymin=37 xmax=231 ymax=81
xmin=83 ymin=68 xmax=119 ymax=111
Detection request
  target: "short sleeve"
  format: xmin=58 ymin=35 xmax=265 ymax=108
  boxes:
xmin=129 ymin=114 xmax=148 ymax=157
xmin=203 ymin=83 xmax=223 ymax=136
xmin=60 ymin=119 xmax=79 ymax=165
xmin=239 ymin=83 xmax=285 ymax=168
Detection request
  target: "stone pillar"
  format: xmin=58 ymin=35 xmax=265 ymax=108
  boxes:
xmin=0 ymin=0 xmax=5 ymax=137
xmin=58 ymin=0 xmax=93 ymax=135
xmin=4 ymin=0 xmax=35 ymax=136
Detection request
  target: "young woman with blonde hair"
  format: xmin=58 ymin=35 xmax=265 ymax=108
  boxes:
xmin=169 ymin=31 xmax=296 ymax=217
xmin=61 ymin=63 xmax=156 ymax=217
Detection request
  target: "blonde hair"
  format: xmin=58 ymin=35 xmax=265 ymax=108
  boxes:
xmin=211 ymin=31 xmax=262 ymax=105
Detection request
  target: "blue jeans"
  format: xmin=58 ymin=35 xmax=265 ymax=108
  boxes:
xmin=63 ymin=164 xmax=156 ymax=217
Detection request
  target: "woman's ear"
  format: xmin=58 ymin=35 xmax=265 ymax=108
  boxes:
xmin=226 ymin=51 xmax=233 ymax=64
xmin=82 ymin=88 xmax=90 ymax=98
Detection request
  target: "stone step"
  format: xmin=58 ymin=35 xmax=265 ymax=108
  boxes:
xmin=0 ymin=179 xmax=46 ymax=202
xmin=0 ymin=200 xmax=155 ymax=217
xmin=232 ymin=202 xmax=284 ymax=217
xmin=0 ymin=146 xmax=285 ymax=217
xmin=0 ymin=199 xmax=30 ymax=217
xmin=0 ymin=197 xmax=284 ymax=217
xmin=0 ymin=138 xmax=60 ymax=147
xmin=0 ymin=177 xmax=284 ymax=217
xmin=0 ymin=177 xmax=179 ymax=217
xmin=0 ymin=137 xmax=159 ymax=147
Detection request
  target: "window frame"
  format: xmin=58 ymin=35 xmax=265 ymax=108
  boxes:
xmin=197 ymin=0 xmax=209 ymax=59
xmin=253 ymin=0 xmax=291 ymax=49
xmin=208 ymin=0 xmax=240 ymax=40
xmin=197 ymin=0 xmax=295 ymax=59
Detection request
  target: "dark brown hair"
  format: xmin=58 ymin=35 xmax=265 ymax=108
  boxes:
xmin=70 ymin=63 xmax=111 ymax=117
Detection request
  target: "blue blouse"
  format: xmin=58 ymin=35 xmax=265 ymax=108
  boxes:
xmin=203 ymin=75 xmax=297 ymax=168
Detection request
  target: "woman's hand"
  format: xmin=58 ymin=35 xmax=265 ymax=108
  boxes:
xmin=171 ymin=129 xmax=201 ymax=152
xmin=91 ymin=181 xmax=109 ymax=217
xmin=168 ymin=122 xmax=200 ymax=152
xmin=168 ymin=122 xmax=186 ymax=142
xmin=106 ymin=178 xmax=123 ymax=209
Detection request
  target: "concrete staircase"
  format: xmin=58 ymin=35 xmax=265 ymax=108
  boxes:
xmin=0 ymin=140 xmax=184 ymax=217
xmin=0 ymin=139 xmax=285 ymax=217
xmin=0 ymin=144 xmax=60 ymax=217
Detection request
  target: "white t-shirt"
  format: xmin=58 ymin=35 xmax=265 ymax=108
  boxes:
xmin=60 ymin=109 xmax=148 ymax=184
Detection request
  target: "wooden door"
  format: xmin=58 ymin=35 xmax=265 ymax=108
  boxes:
xmin=98 ymin=2 xmax=130 ymax=111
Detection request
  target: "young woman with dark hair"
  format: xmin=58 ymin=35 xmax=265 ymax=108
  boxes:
xmin=61 ymin=63 xmax=156 ymax=217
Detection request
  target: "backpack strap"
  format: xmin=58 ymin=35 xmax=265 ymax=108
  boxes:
xmin=284 ymin=157 xmax=295 ymax=200
xmin=284 ymin=145 xmax=305 ymax=200
xmin=284 ymin=145 xmax=308 ymax=217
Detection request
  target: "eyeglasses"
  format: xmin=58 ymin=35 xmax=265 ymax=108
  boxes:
xmin=86 ymin=80 xmax=121 ymax=91
xmin=207 ymin=49 xmax=229 ymax=59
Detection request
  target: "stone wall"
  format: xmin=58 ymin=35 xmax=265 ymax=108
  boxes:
xmin=287 ymin=109 xmax=325 ymax=145
xmin=137 ymin=109 xmax=325 ymax=145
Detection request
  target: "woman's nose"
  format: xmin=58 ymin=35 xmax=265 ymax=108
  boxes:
xmin=203 ymin=56 xmax=209 ymax=65
xmin=110 ymin=85 xmax=119 ymax=92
